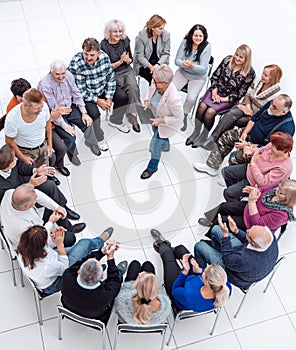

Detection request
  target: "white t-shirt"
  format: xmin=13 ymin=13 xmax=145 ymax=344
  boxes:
xmin=4 ymin=102 xmax=50 ymax=148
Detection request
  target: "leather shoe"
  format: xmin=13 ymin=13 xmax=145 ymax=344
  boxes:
xmin=56 ymin=166 xmax=70 ymax=177
xmin=132 ymin=122 xmax=141 ymax=133
xmin=198 ymin=217 xmax=212 ymax=227
xmin=65 ymin=206 xmax=80 ymax=220
xmin=85 ymin=141 xmax=101 ymax=156
xmin=52 ymin=176 xmax=60 ymax=186
xmin=117 ymin=260 xmax=128 ymax=275
xmin=140 ymin=169 xmax=157 ymax=179
xmin=99 ymin=227 xmax=114 ymax=241
xmin=71 ymin=222 xmax=86 ymax=234
xmin=67 ymin=152 xmax=81 ymax=166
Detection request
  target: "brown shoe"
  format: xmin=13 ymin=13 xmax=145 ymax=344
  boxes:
xmin=126 ymin=113 xmax=141 ymax=133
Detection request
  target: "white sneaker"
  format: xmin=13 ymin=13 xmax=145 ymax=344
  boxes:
xmin=193 ymin=162 xmax=218 ymax=176
xmin=108 ymin=121 xmax=130 ymax=133
xmin=217 ymin=172 xmax=226 ymax=186
xmin=98 ymin=140 xmax=108 ymax=151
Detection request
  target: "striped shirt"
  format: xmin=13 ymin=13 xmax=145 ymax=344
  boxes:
xmin=68 ymin=51 xmax=116 ymax=102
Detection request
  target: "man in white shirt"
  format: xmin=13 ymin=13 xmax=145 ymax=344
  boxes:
xmin=0 ymin=184 xmax=85 ymax=249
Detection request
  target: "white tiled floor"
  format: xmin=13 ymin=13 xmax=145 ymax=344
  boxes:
xmin=0 ymin=0 xmax=296 ymax=349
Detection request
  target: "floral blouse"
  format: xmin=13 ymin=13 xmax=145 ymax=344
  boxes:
xmin=209 ymin=55 xmax=255 ymax=103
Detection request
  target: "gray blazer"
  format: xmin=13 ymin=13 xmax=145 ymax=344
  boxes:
xmin=133 ymin=28 xmax=170 ymax=75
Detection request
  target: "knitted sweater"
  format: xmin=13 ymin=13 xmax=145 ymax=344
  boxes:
xmin=114 ymin=281 xmax=171 ymax=325
xmin=222 ymin=231 xmax=278 ymax=289
xmin=246 ymin=143 xmax=292 ymax=187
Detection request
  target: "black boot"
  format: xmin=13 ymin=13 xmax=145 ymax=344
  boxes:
xmin=192 ymin=128 xmax=209 ymax=148
xmin=180 ymin=114 xmax=188 ymax=132
xmin=185 ymin=119 xmax=202 ymax=146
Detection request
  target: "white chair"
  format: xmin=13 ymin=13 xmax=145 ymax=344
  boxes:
xmin=166 ymin=306 xmax=221 ymax=346
xmin=0 ymin=222 xmax=24 ymax=287
xmin=16 ymin=255 xmax=57 ymax=325
xmin=234 ymin=256 xmax=286 ymax=318
xmin=113 ymin=323 xmax=168 ymax=350
xmin=57 ymin=305 xmax=106 ymax=349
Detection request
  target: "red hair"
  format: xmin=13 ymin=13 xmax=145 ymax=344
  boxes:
xmin=270 ymin=132 xmax=293 ymax=153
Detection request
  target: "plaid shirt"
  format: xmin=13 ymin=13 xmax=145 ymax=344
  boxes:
xmin=68 ymin=51 xmax=116 ymax=102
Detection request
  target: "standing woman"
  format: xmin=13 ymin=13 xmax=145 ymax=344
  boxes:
xmin=173 ymin=24 xmax=211 ymax=131
xmin=101 ymin=19 xmax=141 ymax=133
xmin=134 ymin=14 xmax=170 ymax=85
xmin=186 ymin=44 xmax=255 ymax=147
xmin=140 ymin=65 xmax=183 ymax=179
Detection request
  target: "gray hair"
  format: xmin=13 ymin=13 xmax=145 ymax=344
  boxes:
xmin=50 ymin=60 xmax=66 ymax=72
xmin=103 ymin=19 xmax=126 ymax=40
xmin=12 ymin=183 xmax=36 ymax=210
xmin=152 ymin=64 xmax=173 ymax=83
xmin=79 ymin=258 xmax=103 ymax=286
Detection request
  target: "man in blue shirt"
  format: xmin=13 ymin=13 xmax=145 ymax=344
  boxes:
xmin=193 ymin=94 xmax=294 ymax=176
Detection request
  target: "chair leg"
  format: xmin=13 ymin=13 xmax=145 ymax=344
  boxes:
xmin=0 ymin=237 xmax=4 ymax=249
xmin=10 ymin=256 xmax=17 ymax=287
xmin=58 ymin=313 xmax=62 ymax=340
xmin=20 ymin=267 xmax=25 ymax=288
xmin=160 ymin=329 xmax=166 ymax=350
xmin=113 ymin=328 xmax=119 ymax=350
xmin=33 ymin=290 xmax=43 ymax=325
xmin=166 ymin=315 xmax=179 ymax=346
xmin=210 ymin=308 xmax=221 ymax=335
xmin=234 ymin=287 xmax=253 ymax=319
xmin=263 ymin=256 xmax=285 ymax=293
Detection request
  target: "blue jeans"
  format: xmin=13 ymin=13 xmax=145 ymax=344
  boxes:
xmin=42 ymin=237 xmax=104 ymax=295
xmin=147 ymin=126 xmax=170 ymax=171
xmin=194 ymin=225 xmax=242 ymax=268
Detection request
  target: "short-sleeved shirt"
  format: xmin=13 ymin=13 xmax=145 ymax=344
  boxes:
xmin=4 ymin=102 xmax=50 ymax=148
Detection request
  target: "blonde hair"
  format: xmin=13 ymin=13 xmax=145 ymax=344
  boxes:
xmin=133 ymin=273 xmax=159 ymax=324
xmin=229 ymin=44 xmax=252 ymax=77
xmin=145 ymin=14 xmax=166 ymax=37
xmin=205 ymin=264 xmax=229 ymax=307
xmin=279 ymin=179 xmax=296 ymax=206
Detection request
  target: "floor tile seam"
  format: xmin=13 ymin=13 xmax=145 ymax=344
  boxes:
xmin=170 ymin=182 xmax=194 ymax=229
xmin=174 ymin=329 xmax=239 ymax=350
xmin=0 ymin=320 xmax=42 ymax=335
xmin=287 ymin=313 xmax=296 ymax=332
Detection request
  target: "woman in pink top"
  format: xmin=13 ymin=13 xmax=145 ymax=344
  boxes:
xmin=222 ymin=132 xmax=293 ymax=201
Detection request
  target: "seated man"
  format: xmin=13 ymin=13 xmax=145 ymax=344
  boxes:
xmin=0 ymin=183 xmax=85 ymax=249
xmin=61 ymin=239 xmax=127 ymax=324
xmin=38 ymin=60 xmax=105 ymax=161
xmin=4 ymin=88 xmax=52 ymax=167
xmin=193 ymin=94 xmax=295 ymax=176
xmin=68 ymin=37 xmax=129 ymax=151
xmin=0 ymin=144 xmax=80 ymax=222
xmin=2 ymin=79 xmax=71 ymax=178
xmin=194 ymin=214 xmax=279 ymax=289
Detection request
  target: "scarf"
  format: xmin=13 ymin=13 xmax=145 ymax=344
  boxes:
xmin=262 ymin=188 xmax=296 ymax=221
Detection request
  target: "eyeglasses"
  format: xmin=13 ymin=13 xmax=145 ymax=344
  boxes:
xmin=277 ymin=186 xmax=287 ymax=196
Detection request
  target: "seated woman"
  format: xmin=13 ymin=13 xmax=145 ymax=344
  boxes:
xmin=222 ymin=131 xmax=293 ymax=201
xmin=114 ymin=260 xmax=171 ymax=325
xmin=151 ymin=229 xmax=231 ymax=312
xmin=172 ymin=24 xmax=211 ymax=131
xmin=199 ymin=179 xmax=296 ymax=235
xmin=186 ymin=44 xmax=255 ymax=148
xmin=101 ymin=19 xmax=141 ymax=133
xmin=201 ymin=64 xmax=282 ymax=150
xmin=134 ymin=14 xmax=170 ymax=85
xmin=16 ymin=225 xmax=112 ymax=296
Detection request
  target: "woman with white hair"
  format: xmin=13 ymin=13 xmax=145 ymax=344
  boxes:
xmin=114 ymin=260 xmax=171 ymax=325
xmin=101 ymin=19 xmax=141 ymax=133
xmin=140 ymin=64 xmax=183 ymax=179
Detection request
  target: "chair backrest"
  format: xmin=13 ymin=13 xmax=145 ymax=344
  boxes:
xmin=57 ymin=305 xmax=106 ymax=349
xmin=166 ymin=307 xmax=221 ymax=345
xmin=113 ymin=323 xmax=168 ymax=350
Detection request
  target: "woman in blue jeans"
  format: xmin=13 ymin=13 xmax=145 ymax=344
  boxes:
xmin=16 ymin=225 xmax=112 ymax=295
xmin=140 ymin=64 xmax=183 ymax=179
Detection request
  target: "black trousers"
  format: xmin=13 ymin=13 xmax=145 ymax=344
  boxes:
xmin=125 ymin=260 xmax=155 ymax=282
xmin=158 ymin=244 xmax=190 ymax=299
xmin=50 ymin=129 xmax=67 ymax=169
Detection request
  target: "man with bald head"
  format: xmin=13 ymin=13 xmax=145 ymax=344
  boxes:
xmin=194 ymin=214 xmax=279 ymax=289
xmin=0 ymin=183 xmax=84 ymax=249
